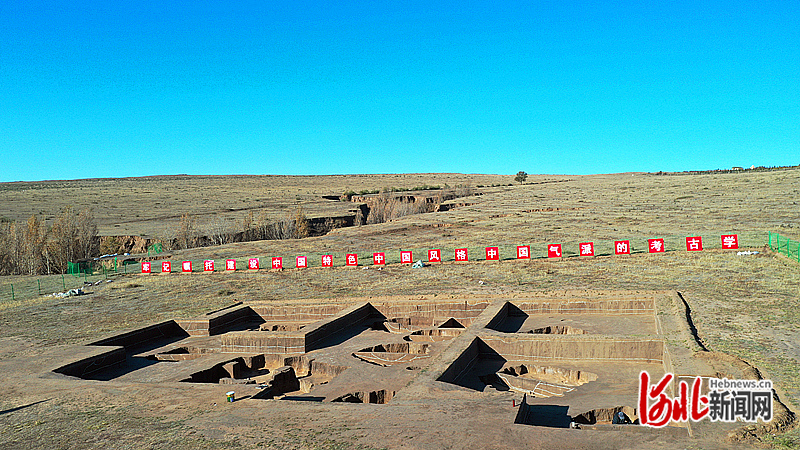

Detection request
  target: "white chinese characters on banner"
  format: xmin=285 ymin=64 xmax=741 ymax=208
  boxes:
xmin=721 ymin=234 xmax=739 ymax=249
xmin=686 ymin=237 xmax=703 ymax=251
xmin=648 ymin=239 xmax=665 ymax=253
xmin=373 ymin=252 xmax=385 ymax=265
xmin=346 ymin=254 xmax=358 ymax=266
xmin=322 ymin=255 xmax=334 ymax=267
xmin=151 ymin=233 xmax=737 ymax=276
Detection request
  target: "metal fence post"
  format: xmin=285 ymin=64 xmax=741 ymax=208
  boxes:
xmin=10 ymin=284 xmax=14 ymax=301
xmin=38 ymin=279 xmax=41 ymax=296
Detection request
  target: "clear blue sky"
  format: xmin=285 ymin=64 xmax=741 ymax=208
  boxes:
xmin=2 ymin=1 xmax=798 ymax=182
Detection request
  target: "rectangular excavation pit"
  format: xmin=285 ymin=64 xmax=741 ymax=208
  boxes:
xmin=486 ymin=299 xmax=657 ymax=335
xmin=438 ymin=335 xmax=666 ymax=394
xmin=371 ymin=300 xmax=489 ymax=329
xmin=56 ymin=320 xmax=194 ymax=380
xmin=90 ymin=320 xmax=190 ymax=353
xmin=220 ymin=303 xmax=389 ymax=355
xmin=250 ymin=356 xmax=350 ymax=400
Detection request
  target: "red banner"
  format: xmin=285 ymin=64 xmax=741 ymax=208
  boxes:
xmin=322 ymin=255 xmax=334 ymax=267
xmin=346 ymin=254 xmax=358 ymax=266
xmin=648 ymin=239 xmax=665 ymax=253
xmin=721 ymin=234 xmax=738 ymax=249
xmin=152 ymin=233 xmax=742 ymax=276
xmin=686 ymin=237 xmax=703 ymax=251
xmin=373 ymin=252 xmax=386 ymax=265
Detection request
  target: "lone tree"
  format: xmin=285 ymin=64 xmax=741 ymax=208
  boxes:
xmin=514 ymin=171 xmax=528 ymax=184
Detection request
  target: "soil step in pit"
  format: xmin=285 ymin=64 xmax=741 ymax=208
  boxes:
xmin=258 ymin=323 xmax=307 ymax=332
xmin=379 ymin=317 xmax=465 ymax=334
xmin=526 ymin=325 xmax=587 ymax=335
xmin=253 ymin=356 xmax=349 ymax=400
xmin=380 ymin=317 xmax=435 ymax=334
xmin=331 ymin=389 xmax=395 ymax=404
xmin=501 ymin=364 xmax=598 ymax=386
xmin=495 ymin=364 xmax=598 ymax=398
xmin=181 ymin=356 xmax=271 ymax=385
xmin=146 ymin=347 xmax=206 ymax=362
xmin=405 ymin=328 xmax=464 ymax=342
xmin=572 ymin=406 xmax=638 ymax=425
xmin=353 ymin=343 xmax=431 ymax=367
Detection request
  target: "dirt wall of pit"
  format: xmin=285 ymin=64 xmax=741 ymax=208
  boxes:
xmin=91 ymin=320 xmax=189 ymax=348
xmin=481 ymin=336 xmax=665 ymax=364
xmin=371 ymin=300 xmax=489 ymax=326
xmin=510 ymin=298 xmax=655 ymax=315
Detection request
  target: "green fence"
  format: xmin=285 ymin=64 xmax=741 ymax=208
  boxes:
xmin=148 ymin=243 xmax=163 ymax=256
xmin=768 ymin=231 xmax=800 ymax=263
xmin=1 ymin=258 xmax=135 ymax=302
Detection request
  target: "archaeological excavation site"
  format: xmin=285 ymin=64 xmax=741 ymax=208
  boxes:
xmin=48 ymin=288 xmax=784 ymax=445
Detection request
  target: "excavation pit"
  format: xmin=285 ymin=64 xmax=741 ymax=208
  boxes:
xmin=50 ymin=292 xmax=751 ymax=439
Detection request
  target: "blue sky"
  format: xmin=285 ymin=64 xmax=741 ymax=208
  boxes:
xmin=1 ymin=1 xmax=798 ymax=182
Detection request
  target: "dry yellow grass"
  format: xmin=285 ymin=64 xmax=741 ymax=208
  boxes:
xmin=1 ymin=168 xmax=800 ymax=449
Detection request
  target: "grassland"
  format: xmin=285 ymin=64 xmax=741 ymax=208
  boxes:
xmin=1 ymin=169 xmax=799 ymax=449
xmin=0 ymin=174 xmax=513 ymax=237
